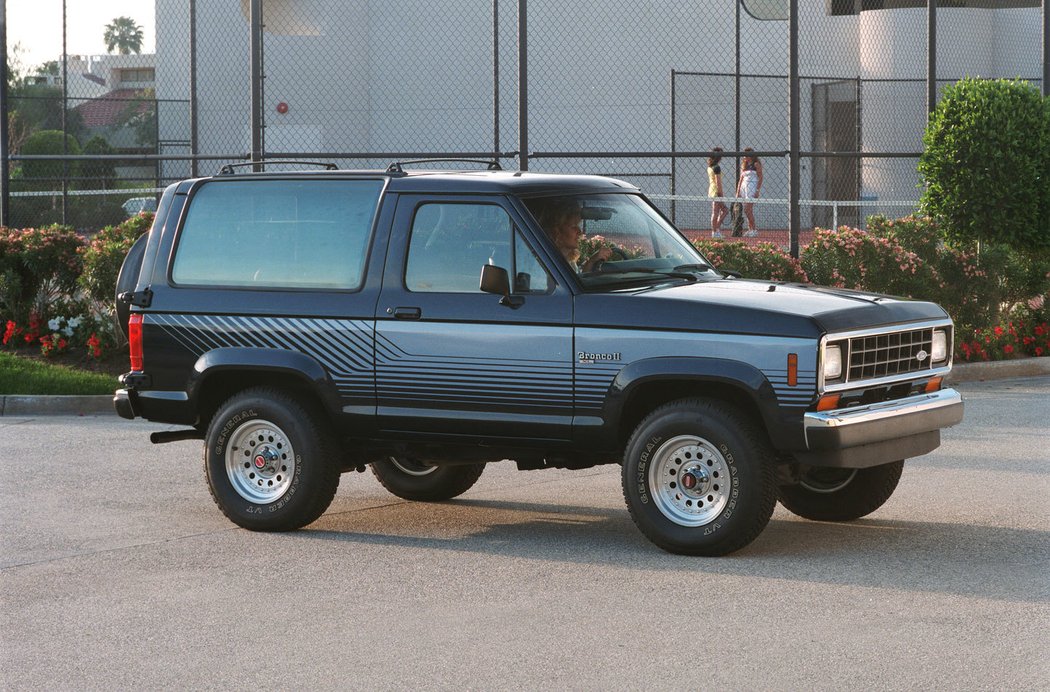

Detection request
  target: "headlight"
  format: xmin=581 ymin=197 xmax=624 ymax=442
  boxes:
xmin=931 ymin=329 xmax=948 ymax=363
xmin=823 ymin=344 xmax=842 ymax=381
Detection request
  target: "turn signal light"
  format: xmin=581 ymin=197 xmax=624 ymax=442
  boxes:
xmin=924 ymin=376 xmax=943 ymax=393
xmin=128 ymin=314 xmax=144 ymax=371
xmin=816 ymin=394 xmax=840 ymax=411
xmin=787 ymin=353 xmax=798 ymax=386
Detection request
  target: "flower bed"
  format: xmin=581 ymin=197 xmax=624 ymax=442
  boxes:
xmin=1 ymin=214 xmax=153 ymax=373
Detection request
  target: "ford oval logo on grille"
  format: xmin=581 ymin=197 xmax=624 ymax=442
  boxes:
xmin=916 ymin=349 xmax=929 ymax=362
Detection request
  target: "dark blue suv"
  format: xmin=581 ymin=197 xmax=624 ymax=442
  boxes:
xmin=114 ymin=164 xmax=963 ymax=555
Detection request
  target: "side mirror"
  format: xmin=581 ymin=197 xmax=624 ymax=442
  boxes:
xmin=480 ymin=264 xmax=524 ymax=308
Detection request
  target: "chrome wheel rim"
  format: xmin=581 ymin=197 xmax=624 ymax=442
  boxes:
xmin=225 ymin=419 xmax=296 ymax=504
xmin=388 ymin=456 xmax=438 ymax=477
xmin=648 ymin=435 xmax=731 ymax=527
xmin=800 ymin=468 xmax=857 ymax=494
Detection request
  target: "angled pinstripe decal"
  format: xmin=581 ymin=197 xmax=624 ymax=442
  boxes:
xmin=374 ymin=327 xmax=574 ymax=410
xmin=144 ymin=314 xmax=375 ymax=400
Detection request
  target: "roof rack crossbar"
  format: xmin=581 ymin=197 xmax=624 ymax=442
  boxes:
xmin=218 ymin=160 xmax=339 ymax=175
xmin=386 ymin=158 xmax=503 ymax=174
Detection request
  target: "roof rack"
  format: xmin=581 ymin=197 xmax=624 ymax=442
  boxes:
xmin=218 ymin=160 xmax=339 ymax=175
xmin=386 ymin=158 xmax=503 ymax=174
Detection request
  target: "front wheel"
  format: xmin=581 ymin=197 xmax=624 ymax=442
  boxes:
xmin=778 ymin=461 xmax=904 ymax=522
xmin=371 ymin=457 xmax=485 ymax=501
xmin=622 ymin=398 xmax=776 ymax=556
xmin=204 ymin=387 xmax=340 ymax=531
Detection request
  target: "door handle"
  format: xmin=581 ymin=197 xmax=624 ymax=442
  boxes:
xmin=390 ymin=306 xmax=422 ymax=320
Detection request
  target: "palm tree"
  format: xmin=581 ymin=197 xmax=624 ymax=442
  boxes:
xmin=103 ymin=17 xmax=144 ymax=55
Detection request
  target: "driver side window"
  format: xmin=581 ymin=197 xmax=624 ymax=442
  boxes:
xmin=405 ymin=202 xmax=552 ymax=294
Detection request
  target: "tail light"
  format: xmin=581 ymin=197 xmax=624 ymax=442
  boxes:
xmin=128 ymin=314 xmax=144 ymax=371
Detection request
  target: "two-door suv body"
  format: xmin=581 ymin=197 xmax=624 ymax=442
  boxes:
xmin=114 ymin=164 xmax=963 ymax=555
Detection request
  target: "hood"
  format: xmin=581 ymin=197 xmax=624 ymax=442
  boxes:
xmin=574 ymin=278 xmax=949 ymax=338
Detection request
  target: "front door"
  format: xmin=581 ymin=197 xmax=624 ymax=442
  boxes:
xmin=375 ymin=194 xmax=574 ymax=443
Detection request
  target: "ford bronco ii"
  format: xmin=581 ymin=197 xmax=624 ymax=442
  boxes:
xmin=113 ymin=162 xmax=963 ymax=555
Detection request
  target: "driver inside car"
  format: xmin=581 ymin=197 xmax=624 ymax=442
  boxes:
xmin=531 ymin=197 xmax=613 ymax=272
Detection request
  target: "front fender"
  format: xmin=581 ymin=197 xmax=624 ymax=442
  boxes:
xmin=599 ymin=356 xmax=805 ymax=450
xmin=187 ymin=347 xmax=343 ymax=417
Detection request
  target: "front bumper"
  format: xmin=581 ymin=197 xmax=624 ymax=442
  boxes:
xmin=797 ymin=388 xmax=964 ymax=468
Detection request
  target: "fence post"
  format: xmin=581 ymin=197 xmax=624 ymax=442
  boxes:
xmin=517 ymin=0 xmax=528 ymax=171
xmin=190 ymin=0 xmax=199 ymax=178
xmin=493 ymin=0 xmax=500 ymax=157
xmin=670 ymin=70 xmax=676 ymax=224
xmin=788 ymin=0 xmax=800 ymax=258
xmin=250 ymin=0 xmax=264 ymax=171
xmin=927 ymin=0 xmax=937 ymax=114
xmin=0 ymin=1 xmax=9 ymax=227
xmin=735 ymin=0 xmax=741 ymax=176
xmin=61 ymin=0 xmax=69 ymax=224
xmin=1043 ymin=0 xmax=1049 ymax=96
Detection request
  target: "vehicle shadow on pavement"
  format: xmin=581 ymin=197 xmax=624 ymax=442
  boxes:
xmin=305 ymin=498 xmax=1048 ymax=604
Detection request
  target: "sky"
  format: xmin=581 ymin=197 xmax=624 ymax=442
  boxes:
xmin=6 ymin=0 xmax=157 ymax=72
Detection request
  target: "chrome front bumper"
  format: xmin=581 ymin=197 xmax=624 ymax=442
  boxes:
xmin=804 ymin=388 xmax=963 ymax=449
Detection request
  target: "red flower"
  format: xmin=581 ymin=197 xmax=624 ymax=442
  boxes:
xmin=993 ymin=326 xmax=1004 ymax=336
xmin=1037 ymin=347 xmax=1045 ymax=357
xmin=87 ymin=333 xmax=102 ymax=359
xmin=1003 ymin=344 xmax=1014 ymax=354
xmin=2 ymin=320 xmax=20 ymax=346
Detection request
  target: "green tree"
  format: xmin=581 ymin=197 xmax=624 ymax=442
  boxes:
xmin=20 ymin=130 xmax=82 ymax=186
xmin=116 ymin=88 xmax=158 ymax=148
xmin=918 ymin=78 xmax=1049 ymax=253
xmin=103 ymin=17 xmax=144 ymax=55
xmin=80 ymin=136 xmax=118 ymax=189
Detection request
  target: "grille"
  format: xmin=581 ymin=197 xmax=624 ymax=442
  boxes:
xmin=845 ymin=328 xmax=933 ymax=382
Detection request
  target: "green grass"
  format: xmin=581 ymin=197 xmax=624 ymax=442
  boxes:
xmin=0 ymin=352 xmax=117 ymax=395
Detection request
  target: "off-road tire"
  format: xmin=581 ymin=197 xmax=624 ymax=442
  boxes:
xmin=778 ymin=460 xmax=904 ymax=522
xmin=371 ymin=457 xmax=485 ymax=502
xmin=205 ymin=387 xmax=340 ymax=531
xmin=622 ymin=398 xmax=776 ymax=556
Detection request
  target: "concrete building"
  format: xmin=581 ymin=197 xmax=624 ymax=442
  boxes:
xmin=153 ymin=1 xmax=1042 ymax=224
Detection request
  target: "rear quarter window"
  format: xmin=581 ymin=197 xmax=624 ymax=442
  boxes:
xmin=171 ymin=178 xmax=384 ymax=290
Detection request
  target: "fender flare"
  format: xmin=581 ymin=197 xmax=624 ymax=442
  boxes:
xmin=601 ymin=356 xmax=804 ymax=449
xmin=186 ymin=347 xmax=344 ymax=417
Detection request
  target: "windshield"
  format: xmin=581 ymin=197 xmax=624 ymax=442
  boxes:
xmin=523 ymin=193 xmax=718 ymax=290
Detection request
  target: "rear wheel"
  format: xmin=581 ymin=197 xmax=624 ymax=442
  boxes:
xmin=622 ymin=398 xmax=776 ymax=556
xmin=778 ymin=461 xmax=904 ymax=522
xmin=205 ymin=387 xmax=339 ymax=530
xmin=371 ymin=457 xmax=485 ymax=501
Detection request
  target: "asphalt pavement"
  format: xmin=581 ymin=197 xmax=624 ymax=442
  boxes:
xmin=1 ymin=376 xmax=1047 ymax=690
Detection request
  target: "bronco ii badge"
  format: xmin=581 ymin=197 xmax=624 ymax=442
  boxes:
xmin=578 ymin=351 xmax=621 ymax=364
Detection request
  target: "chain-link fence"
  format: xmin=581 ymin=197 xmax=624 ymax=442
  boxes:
xmin=3 ymin=0 xmax=1046 ymax=253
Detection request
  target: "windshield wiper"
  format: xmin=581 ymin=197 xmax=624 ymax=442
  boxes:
xmin=672 ymin=263 xmax=714 ymax=273
xmin=590 ymin=267 xmax=699 ymax=283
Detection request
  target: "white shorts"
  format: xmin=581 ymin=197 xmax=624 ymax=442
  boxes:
xmin=740 ymin=171 xmax=759 ymax=199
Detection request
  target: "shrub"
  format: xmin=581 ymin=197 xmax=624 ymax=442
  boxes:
xmin=0 ymin=224 xmax=84 ymax=323
xmin=19 ymin=130 xmax=82 ymax=185
xmin=79 ymin=213 xmax=153 ymax=346
xmin=867 ymin=214 xmax=1050 ymax=332
xmin=919 ymin=78 xmax=1049 ymax=252
xmin=800 ymin=227 xmax=938 ymax=299
xmin=80 ymin=212 xmax=153 ymax=303
xmin=578 ymin=233 xmax=648 ymax=261
xmin=956 ymin=321 xmax=1050 ymax=362
xmin=693 ymin=239 xmax=808 ymax=282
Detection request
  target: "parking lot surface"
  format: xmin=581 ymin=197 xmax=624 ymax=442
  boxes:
xmin=2 ymin=377 xmax=1048 ymax=690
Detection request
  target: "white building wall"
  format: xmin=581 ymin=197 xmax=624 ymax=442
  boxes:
xmin=154 ymin=1 xmax=1040 ymax=216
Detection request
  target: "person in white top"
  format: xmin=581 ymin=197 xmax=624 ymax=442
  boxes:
xmin=734 ymin=147 xmax=763 ymax=237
